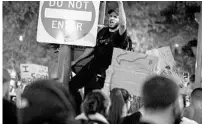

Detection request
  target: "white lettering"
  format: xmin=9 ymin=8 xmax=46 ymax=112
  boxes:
xmin=52 ymin=20 xmax=82 ymax=31
xmin=77 ymin=23 xmax=82 ymax=31
xmin=49 ymin=1 xmax=55 ymax=6
xmin=57 ymin=1 xmax=63 ymax=7
xmin=52 ymin=20 xmax=57 ymax=28
xmin=76 ymin=1 xmax=82 ymax=9
xmin=68 ymin=1 xmax=75 ymax=8
xmin=68 ymin=1 xmax=88 ymax=9
xmin=58 ymin=21 xmax=65 ymax=29
xmin=83 ymin=1 xmax=89 ymax=10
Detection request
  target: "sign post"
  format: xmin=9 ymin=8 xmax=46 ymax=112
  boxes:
xmin=37 ymin=1 xmax=100 ymax=87
xmin=195 ymin=3 xmax=202 ymax=88
xmin=57 ymin=45 xmax=72 ymax=88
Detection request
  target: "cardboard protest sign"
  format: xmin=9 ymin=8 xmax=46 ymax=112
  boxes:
xmin=146 ymin=46 xmax=184 ymax=86
xmin=103 ymin=48 xmax=158 ymax=96
xmin=37 ymin=1 xmax=100 ymax=47
xmin=111 ymin=48 xmax=158 ymax=73
xmin=20 ymin=64 xmax=49 ymax=85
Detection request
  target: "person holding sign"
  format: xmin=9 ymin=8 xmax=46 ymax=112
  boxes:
xmin=69 ymin=1 xmax=127 ymax=113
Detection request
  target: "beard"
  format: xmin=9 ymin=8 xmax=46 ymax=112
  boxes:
xmin=109 ymin=23 xmax=119 ymax=30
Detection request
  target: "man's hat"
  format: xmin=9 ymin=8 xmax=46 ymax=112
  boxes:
xmin=108 ymin=8 xmax=119 ymax=15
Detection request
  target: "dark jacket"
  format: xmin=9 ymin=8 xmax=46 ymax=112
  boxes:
xmin=3 ymin=98 xmax=18 ymax=124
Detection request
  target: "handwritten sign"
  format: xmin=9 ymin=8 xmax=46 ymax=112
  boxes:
xmin=20 ymin=64 xmax=49 ymax=85
xmin=146 ymin=46 xmax=184 ymax=86
xmin=112 ymin=48 xmax=158 ymax=73
xmin=103 ymin=48 xmax=158 ymax=96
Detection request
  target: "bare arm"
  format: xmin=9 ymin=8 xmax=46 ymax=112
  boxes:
xmin=118 ymin=1 xmax=127 ymax=35
xmin=72 ymin=47 xmax=94 ymax=66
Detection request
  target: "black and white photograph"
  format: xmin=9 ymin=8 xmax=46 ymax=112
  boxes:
xmin=2 ymin=1 xmax=202 ymax=124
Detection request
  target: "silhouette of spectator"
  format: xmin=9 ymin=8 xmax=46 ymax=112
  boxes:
xmin=183 ymin=88 xmax=202 ymax=124
xmin=126 ymin=75 xmax=184 ymax=124
xmin=18 ymin=79 xmax=80 ymax=124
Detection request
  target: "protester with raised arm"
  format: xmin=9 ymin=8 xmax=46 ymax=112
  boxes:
xmin=69 ymin=1 xmax=128 ymax=114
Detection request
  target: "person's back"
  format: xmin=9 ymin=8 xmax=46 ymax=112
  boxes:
xmin=183 ymin=88 xmax=202 ymax=124
xmin=122 ymin=111 xmax=142 ymax=124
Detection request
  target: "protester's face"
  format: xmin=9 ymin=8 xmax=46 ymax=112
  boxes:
xmin=108 ymin=12 xmax=119 ymax=28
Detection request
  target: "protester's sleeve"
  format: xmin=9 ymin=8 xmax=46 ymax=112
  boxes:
xmin=116 ymin=30 xmax=128 ymax=49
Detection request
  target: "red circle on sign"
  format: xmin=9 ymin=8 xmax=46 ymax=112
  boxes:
xmin=41 ymin=1 xmax=96 ymax=42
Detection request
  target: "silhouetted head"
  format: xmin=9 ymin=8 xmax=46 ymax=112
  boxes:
xmin=142 ymin=75 xmax=182 ymax=124
xmin=18 ymin=79 xmax=79 ymax=124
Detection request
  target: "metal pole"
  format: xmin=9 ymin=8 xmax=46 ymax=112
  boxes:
xmin=57 ymin=45 xmax=72 ymax=89
xmin=195 ymin=3 xmax=202 ymax=88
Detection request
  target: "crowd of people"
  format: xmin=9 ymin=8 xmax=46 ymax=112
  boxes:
xmin=3 ymin=67 xmax=202 ymax=124
xmin=3 ymin=1 xmax=202 ymax=124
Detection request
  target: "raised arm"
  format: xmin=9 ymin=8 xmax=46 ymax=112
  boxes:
xmin=118 ymin=1 xmax=127 ymax=35
xmin=71 ymin=47 xmax=94 ymax=66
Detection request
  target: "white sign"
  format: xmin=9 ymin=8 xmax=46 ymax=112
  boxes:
xmin=146 ymin=46 xmax=184 ymax=85
xmin=111 ymin=48 xmax=159 ymax=73
xmin=103 ymin=48 xmax=158 ymax=96
xmin=37 ymin=1 xmax=100 ymax=47
xmin=20 ymin=64 xmax=49 ymax=85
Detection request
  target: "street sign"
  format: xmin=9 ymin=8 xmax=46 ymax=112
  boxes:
xmin=37 ymin=1 xmax=100 ymax=46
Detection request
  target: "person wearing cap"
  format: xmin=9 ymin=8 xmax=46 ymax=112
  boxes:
xmin=3 ymin=68 xmax=18 ymax=124
xmin=70 ymin=1 xmax=127 ymax=114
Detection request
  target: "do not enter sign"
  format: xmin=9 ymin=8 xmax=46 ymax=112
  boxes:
xmin=37 ymin=1 xmax=100 ymax=46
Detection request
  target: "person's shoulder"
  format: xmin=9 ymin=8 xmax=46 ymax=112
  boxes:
xmin=3 ymin=98 xmax=16 ymax=110
xmin=181 ymin=117 xmax=199 ymax=124
xmin=99 ymin=26 xmax=109 ymax=32
xmin=97 ymin=26 xmax=109 ymax=37
xmin=130 ymin=111 xmax=142 ymax=118
xmin=123 ymin=111 xmax=142 ymax=124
